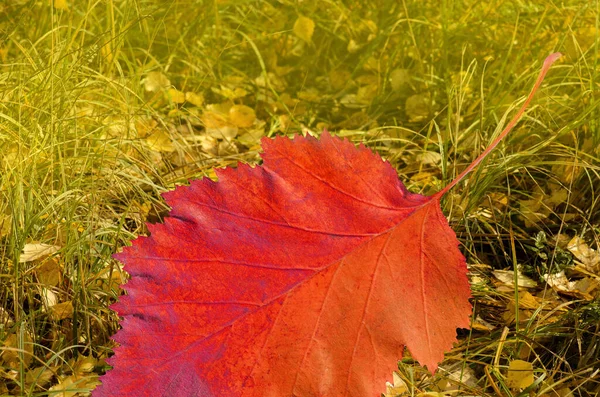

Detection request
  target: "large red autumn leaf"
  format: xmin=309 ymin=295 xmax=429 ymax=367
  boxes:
xmin=93 ymin=54 xmax=560 ymax=397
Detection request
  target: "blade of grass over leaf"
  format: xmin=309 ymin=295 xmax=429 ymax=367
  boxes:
xmin=435 ymin=53 xmax=562 ymax=198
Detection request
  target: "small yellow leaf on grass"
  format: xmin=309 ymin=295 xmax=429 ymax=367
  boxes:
xmin=416 ymin=151 xmax=442 ymax=166
xmin=293 ymin=16 xmax=315 ymax=43
xmin=357 ymin=84 xmax=378 ymax=104
xmin=0 ymin=213 xmax=12 ymax=238
xmin=74 ymin=355 xmax=97 ymax=373
xmin=52 ymin=0 xmax=69 ymax=10
xmin=0 ymin=48 xmax=7 ymax=63
xmin=49 ymin=374 xmax=100 ymax=397
xmin=146 ymin=130 xmax=175 ymax=152
xmin=347 ymin=39 xmax=360 ymax=53
xmin=185 ymin=92 xmax=205 ymax=107
xmin=507 ymin=360 xmax=534 ymax=389
xmin=143 ymin=71 xmax=170 ymax=92
xmin=329 ymin=69 xmax=351 ymax=90
xmin=167 ymin=88 xmax=186 ymax=104
xmin=405 ymin=93 xmax=431 ymax=122
xmin=50 ymin=301 xmax=74 ymax=320
xmin=212 ymin=86 xmax=248 ymax=99
xmin=229 ymin=104 xmax=256 ymax=128
xmin=390 ymin=68 xmax=410 ymax=91
xmin=202 ymin=104 xmax=230 ymax=129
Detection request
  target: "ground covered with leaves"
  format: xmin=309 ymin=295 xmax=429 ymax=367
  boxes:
xmin=0 ymin=0 xmax=599 ymax=396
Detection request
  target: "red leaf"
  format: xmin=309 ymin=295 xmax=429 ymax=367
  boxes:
xmin=93 ymin=54 xmax=560 ymax=397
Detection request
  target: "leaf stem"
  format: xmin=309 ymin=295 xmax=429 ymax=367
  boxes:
xmin=434 ymin=52 xmax=562 ymax=199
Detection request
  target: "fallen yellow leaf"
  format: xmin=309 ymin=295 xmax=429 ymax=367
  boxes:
xmin=50 ymin=301 xmax=74 ymax=321
xmin=229 ymin=104 xmax=256 ymax=128
xmin=293 ymin=16 xmax=315 ymax=43
xmin=35 ymin=258 xmax=62 ymax=287
xmin=146 ymin=130 xmax=175 ymax=152
xmin=185 ymin=92 xmax=205 ymax=107
xmin=167 ymin=88 xmax=186 ymax=104
xmin=52 ymin=0 xmax=69 ymax=10
xmin=143 ymin=71 xmax=170 ymax=92
xmin=385 ymin=372 xmax=408 ymax=397
xmin=506 ymin=360 xmax=534 ymax=389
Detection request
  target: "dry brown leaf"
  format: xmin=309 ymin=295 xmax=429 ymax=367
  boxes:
xmin=567 ymin=236 xmax=600 ymax=272
xmin=518 ymin=193 xmax=549 ymax=228
xmin=0 ymin=332 xmax=34 ymax=368
xmin=471 ymin=315 xmax=495 ymax=331
xmin=416 ymin=151 xmax=442 ymax=166
xmin=546 ymin=187 xmax=568 ymax=206
xmin=516 ymin=291 xmax=541 ymax=309
xmin=49 ymin=374 xmax=100 ymax=397
xmin=35 ymin=257 xmax=62 ymax=287
xmin=0 ymin=307 xmax=14 ymax=329
xmin=50 ymin=301 xmax=74 ymax=321
xmin=493 ymin=269 xmax=538 ymax=288
xmin=503 ymin=291 xmax=545 ymax=324
xmin=543 ymin=271 xmax=598 ymax=300
xmin=434 ymin=364 xmax=478 ymax=394
xmin=0 ymin=380 xmax=7 ymax=394
xmin=481 ymin=192 xmax=509 ymax=211
xmin=198 ymin=135 xmax=218 ymax=154
xmin=20 ymin=243 xmax=60 ymax=263
xmin=26 ymin=366 xmax=55 ymax=387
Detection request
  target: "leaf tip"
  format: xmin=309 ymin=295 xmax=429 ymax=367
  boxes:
xmin=544 ymin=52 xmax=562 ymax=67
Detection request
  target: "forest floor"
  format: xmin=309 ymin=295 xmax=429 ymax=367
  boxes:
xmin=0 ymin=0 xmax=599 ymax=396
